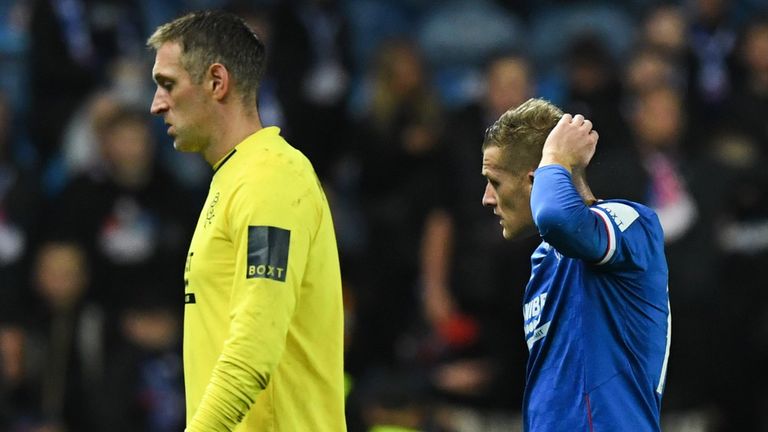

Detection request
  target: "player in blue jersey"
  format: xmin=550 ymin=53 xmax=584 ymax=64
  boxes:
xmin=481 ymin=98 xmax=671 ymax=431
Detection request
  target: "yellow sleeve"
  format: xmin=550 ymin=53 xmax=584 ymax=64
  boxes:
xmin=187 ymin=167 xmax=317 ymax=431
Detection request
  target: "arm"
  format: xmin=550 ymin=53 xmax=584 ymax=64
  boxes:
xmin=420 ymin=209 xmax=456 ymax=328
xmin=531 ymin=165 xmax=610 ymax=262
xmin=532 ymin=114 xmax=608 ymax=261
xmin=532 ymin=114 xmax=658 ymax=269
xmin=187 ymin=174 xmax=315 ymax=431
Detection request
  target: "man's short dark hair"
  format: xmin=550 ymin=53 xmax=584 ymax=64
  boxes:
xmin=147 ymin=10 xmax=266 ymax=108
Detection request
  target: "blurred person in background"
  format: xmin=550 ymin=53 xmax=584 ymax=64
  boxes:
xmin=344 ymin=37 xmax=447 ymax=431
xmin=101 ymin=282 xmax=184 ymax=432
xmin=27 ymin=0 xmax=145 ymax=166
xmin=426 ymin=52 xmax=538 ymax=427
xmin=0 ymin=92 xmax=39 ymax=431
xmin=346 ymin=38 xmax=444 ymax=373
xmin=623 ymin=45 xmax=685 ymax=96
xmin=8 ymin=239 xmax=105 ymax=432
xmin=481 ymin=99 xmax=670 ymax=431
xmin=722 ymin=16 xmax=768 ymax=151
xmin=628 ymin=85 xmax=698 ymax=244
xmin=148 ymin=10 xmax=346 ymax=431
xmin=269 ymin=0 xmax=352 ymax=182
xmin=0 ymin=90 xmax=38 ymax=334
xmin=53 ymin=106 xmax=193 ymax=316
xmin=686 ymin=0 xmax=739 ymax=123
xmin=561 ymin=33 xmax=629 ymax=152
xmin=700 ymin=20 xmax=768 ymax=428
xmin=642 ymin=3 xmax=688 ymax=58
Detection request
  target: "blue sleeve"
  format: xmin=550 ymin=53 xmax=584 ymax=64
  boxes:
xmin=531 ymin=165 xmax=663 ymax=270
xmin=531 ymin=165 xmax=608 ymax=263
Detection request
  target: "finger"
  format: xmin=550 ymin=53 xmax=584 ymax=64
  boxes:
xmin=559 ymin=114 xmax=573 ymax=126
xmin=589 ymin=129 xmax=599 ymax=142
xmin=572 ymin=114 xmax=585 ymax=125
xmin=583 ymin=119 xmax=593 ymax=131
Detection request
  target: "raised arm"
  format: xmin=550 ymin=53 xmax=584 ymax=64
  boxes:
xmin=531 ymin=114 xmax=609 ymax=261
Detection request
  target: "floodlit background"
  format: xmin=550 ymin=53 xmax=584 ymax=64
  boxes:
xmin=0 ymin=0 xmax=767 ymax=431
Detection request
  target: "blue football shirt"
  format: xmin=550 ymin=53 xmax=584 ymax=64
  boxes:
xmin=522 ymin=165 xmax=671 ymax=431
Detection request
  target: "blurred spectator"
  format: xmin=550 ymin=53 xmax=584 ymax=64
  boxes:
xmin=226 ymin=2 xmax=285 ymax=129
xmin=60 ymin=91 xmax=122 ymax=178
xmin=346 ymin=38 xmax=445 ymax=375
xmin=629 ymin=85 xmax=698 ymax=242
xmin=686 ymin=0 xmax=740 ymax=123
xmin=701 ymin=23 xmax=768 ymax=422
xmin=101 ymin=283 xmax=184 ymax=432
xmin=642 ymin=3 xmax=688 ymax=57
xmin=701 ymin=129 xmax=768 ymax=432
xmin=269 ymin=0 xmax=352 ymax=181
xmin=624 ymin=44 xmax=685 ymax=95
xmin=0 ymin=93 xmax=38 ymax=327
xmin=722 ymin=16 xmax=768 ymax=151
xmin=344 ymin=41 xmax=449 ymax=432
xmin=9 ymin=239 xmax=105 ymax=431
xmin=0 ymin=326 xmax=25 ymax=429
xmin=28 ymin=0 xmax=145 ymax=165
xmin=561 ymin=33 xmax=629 ymax=151
xmin=430 ymin=53 xmax=538 ymax=415
xmin=0 ymin=92 xmax=37 ymax=430
xmin=53 ymin=107 xmax=193 ymax=314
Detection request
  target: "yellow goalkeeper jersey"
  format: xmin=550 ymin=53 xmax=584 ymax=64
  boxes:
xmin=182 ymin=127 xmax=346 ymax=431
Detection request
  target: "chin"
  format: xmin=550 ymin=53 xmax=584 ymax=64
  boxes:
xmin=172 ymin=138 xmax=195 ymax=153
xmin=502 ymin=224 xmax=537 ymax=241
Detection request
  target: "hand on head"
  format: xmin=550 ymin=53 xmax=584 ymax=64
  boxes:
xmin=539 ymin=113 xmax=599 ymax=172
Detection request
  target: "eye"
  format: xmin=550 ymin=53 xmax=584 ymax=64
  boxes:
xmin=160 ymin=80 xmax=174 ymax=91
xmin=488 ymin=178 xmax=500 ymax=188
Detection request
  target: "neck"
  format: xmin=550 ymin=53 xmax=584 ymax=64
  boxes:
xmin=202 ymin=108 xmax=263 ymax=166
xmin=572 ymin=167 xmax=597 ymax=205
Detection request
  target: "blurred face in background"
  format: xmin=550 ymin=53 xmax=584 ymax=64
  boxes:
xmin=486 ymin=57 xmax=532 ymax=118
xmin=35 ymin=243 xmax=88 ymax=311
xmin=378 ymin=42 xmax=425 ymax=98
xmin=151 ymin=42 xmax=212 ymax=153
xmin=101 ymin=118 xmax=153 ymax=184
xmin=632 ymin=86 xmax=683 ymax=150
xmin=644 ymin=5 xmax=687 ymax=52
xmin=744 ymin=23 xmax=768 ymax=77
xmin=625 ymin=48 xmax=677 ymax=93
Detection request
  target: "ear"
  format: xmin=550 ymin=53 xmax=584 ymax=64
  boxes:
xmin=207 ymin=63 xmax=230 ymax=101
xmin=526 ymin=170 xmax=535 ymax=186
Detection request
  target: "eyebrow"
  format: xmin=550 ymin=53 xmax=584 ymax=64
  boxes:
xmin=152 ymin=72 xmax=173 ymax=85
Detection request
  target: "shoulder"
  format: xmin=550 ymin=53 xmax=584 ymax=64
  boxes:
xmin=221 ymin=138 xmax=323 ymax=217
xmin=233 ymin=138 xmax=316 ymax=189
xmin=591 ymin=199 xmax=664 ymax=240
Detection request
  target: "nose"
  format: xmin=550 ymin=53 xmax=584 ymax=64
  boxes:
xmin=482 ymin=183 xmax=497 ymax=207
xmin=150 ymin=88 xmax=168 ymax=116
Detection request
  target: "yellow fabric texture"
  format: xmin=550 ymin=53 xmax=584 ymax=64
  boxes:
xmin=183 ymin=127 xmax=346 ymax=431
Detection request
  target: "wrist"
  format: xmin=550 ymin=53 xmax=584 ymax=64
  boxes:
xmin=538 ymin=154 xmax=573 ymax=172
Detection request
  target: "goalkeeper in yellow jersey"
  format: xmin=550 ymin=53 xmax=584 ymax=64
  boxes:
xmin=147 ymin=10 xmax=346 ymax=431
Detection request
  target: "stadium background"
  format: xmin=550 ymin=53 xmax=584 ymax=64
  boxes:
xmin=0 ymin=0 xmax=767 ymax=430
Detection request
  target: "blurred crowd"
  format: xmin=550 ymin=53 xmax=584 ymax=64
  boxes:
xmin=0 ymin=0 xmax=767 ymax=431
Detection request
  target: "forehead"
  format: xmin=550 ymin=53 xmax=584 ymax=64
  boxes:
xmin=481 ymin=146 xmax=504 ymax=174
xmin=152 ymin=42 xmax=185 ymax=77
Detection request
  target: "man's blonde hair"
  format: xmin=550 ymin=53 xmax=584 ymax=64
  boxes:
xmin=482 ymin=98 xmax=563 ymax=172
